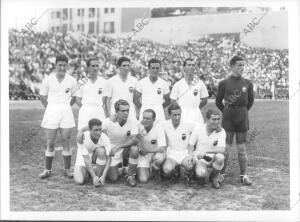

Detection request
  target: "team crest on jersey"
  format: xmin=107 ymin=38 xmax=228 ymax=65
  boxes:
xmin=182 ymin=133 xmax=186 ymax=140
xmin=193 ymin=89 xmax=198 ymax=96
xmin=242 ymin=87 xmax=247 ymax=93
xmin=213 ymin=140 xmax=218 ymax=146
xmin=157 ymin=88 xmax=162 ymax=95
xmin=98 ymin=88 xmax=102 ymax=94
xmin=129 ymin=87 xmax=133 ymax=93
xmin=151 ymin=139 xmax=157 ymax=144
xmin=126 ymin=130 xmax=131 ymax=136
xmin=65 ymin=88 xmax=70 ymax=93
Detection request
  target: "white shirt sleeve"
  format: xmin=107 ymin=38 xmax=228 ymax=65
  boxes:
xmin=135 ymin=80 xmax=142 ymax=93
xmin=130 ymin=120 xmax=138 ymax=135
xmin=103 ymin=79 xmax=112 ymax=98
xmin=101 ymin=118 xmax=110 ymax=131
xmin=77 ymin=143 xmax=89 ymax=156
xmin=217 ymin=129 xmax=226 ymax=148
xmin=199 ymin=80 xmax=209 ymax=99
xmin=76 ymin=84 xmax=83 ymax=98
xmin=39 ymin=76 xmax=49 ymax=96
xmin=170 ymin=82 xmax=178 ymax=100
xmin=188 ymin=128 xmax=198 ymax=146
xmin=71 ymin=78 xmax=78 ymax=97
xmin=163 ymin=80 xmax=170 ymax=95
xmin=102 ymin=135 xmax=112 ymax=156
xmin=157 ymin=124 xmax=166 ymax=147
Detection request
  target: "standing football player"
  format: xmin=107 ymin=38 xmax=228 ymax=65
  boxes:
xmin=76 ymin=58 xmax=107 ymax=130
xmin=215 ymin=56 xmax=254 ymax=185
xmin=39 ymin=55 xmax=77 ymax=179
xmin=170 ymin=58 xmax=208 ymax=127
xmin=103 ymin=57 xmax=138 ymax=122
xmin=133 ymin=58 xmax=170 ymax=123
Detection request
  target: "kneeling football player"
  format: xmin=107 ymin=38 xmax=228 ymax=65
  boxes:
xmin=74 ymin=118 xmax=111 ymax=187
xmin=162 ymin=103 xmax=195 ymax=183
xmin=188 ymin=109 xmax=226 ymax=189
xmin=137 ymin=109 xmax=166 ymax=183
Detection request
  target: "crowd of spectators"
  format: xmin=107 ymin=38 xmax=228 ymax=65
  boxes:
xmin=9 ymin=29 xmax=289 ymax=100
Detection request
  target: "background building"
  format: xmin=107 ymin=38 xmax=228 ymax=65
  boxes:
xmin=48 ymin=8 xmax=150 ymax=34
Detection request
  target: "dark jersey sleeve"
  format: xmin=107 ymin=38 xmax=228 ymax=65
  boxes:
xmin=215 ymin=80 xmax=225 ymax=111
xmin=247 ymin=81 xmax=254 ymax=110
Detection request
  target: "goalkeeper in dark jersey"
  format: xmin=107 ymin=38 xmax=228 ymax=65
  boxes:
xmin=215 ymin=56 xmax=254 ymax=186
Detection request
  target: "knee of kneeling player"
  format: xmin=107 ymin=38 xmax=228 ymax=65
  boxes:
xmin=74 ymin=176 xmax=85 ymax=185
xmin=138 ymin=175 xmax=149 ymax=183
xmin=153 ymin=153 xmax=165 ymax=166
xmin=129 ymin=146 xmax=139 ymax=159
xmin=162 ymin=164 xmax=173 ymax=175
xmin=195 ymin=167 xmax=207 ymax=178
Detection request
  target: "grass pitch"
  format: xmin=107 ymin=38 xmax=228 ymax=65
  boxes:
xmin=9 ymin=100 xmax=289 ymax=211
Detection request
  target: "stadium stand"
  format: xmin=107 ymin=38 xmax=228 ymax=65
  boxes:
xmin=9 ymin=29 xmax=288 ymax=100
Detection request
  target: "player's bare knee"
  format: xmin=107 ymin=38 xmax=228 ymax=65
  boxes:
xmin=162 ymin=163 xmax=173 ymax=175
xmin=129 ymin=146 xmax=139 ymax=159
xmin=138 ymin=175 xmax=149 ymax=183
xmin=215 ymin=153 xmax=225 ymax=162
xmin=237 ymin=144 xmax=247 ymax=155
xmin=195 ymin=168 xmax=207 ymax=178
xmin=153 ymin=153 xmax=165 ymax=166
xmin=74 ymin=177 xmax=85 ymax=185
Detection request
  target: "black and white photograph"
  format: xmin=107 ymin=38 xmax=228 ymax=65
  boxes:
xmin=1 ymin=0 xmax=300 ymax=221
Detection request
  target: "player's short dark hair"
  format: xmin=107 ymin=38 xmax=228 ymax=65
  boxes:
xmin=206 ymin=109 xmax=221 ymax=120
xmin=55 ymin=55 xmax=69 ymax=64
xmin=168 ymin=102 xmax=181 ymax=115
xmin=114 ymin=99 xmax=130 ymax=112
xmin=183 ymin=58 xmax=195 ymax=67
xmin=143 ymin=109 xmax=156 ymax=120
xmin=86 ymin=57 xmax=99 ymax=67
xmin=148 ymin=58 xmax=161 ymax=68
xmin=117 ymin=57 xmax=131 ymax=66
xmin=88 ymin=118 xmax=102 ymax=130
xmin=230 ymin=56 xmax=244 ymax=67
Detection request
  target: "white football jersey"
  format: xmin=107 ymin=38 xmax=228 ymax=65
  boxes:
xmin=163 ymin=120 xmax=194 ymax=152
xmin=138 ymin=123 xmax=166 ymax=151
xmin=102 ymin=118 xmax=138 ymax=148
xmin=136 ymin=77 xmax=169 ymax=106
xmin=40 ymin=73 xmax=77 ymax=105
xmin=77 ymin=77 xmax=107 ymax=107
xmin=188 ymin=124 xmax=226 ymax=152
xmin=170 ymin=78 xmax=208 ymax=109
xmin=104 ymin=74 xmax=137 ymax=106
xmin=78 ymin=131 xmax=111 ymax=156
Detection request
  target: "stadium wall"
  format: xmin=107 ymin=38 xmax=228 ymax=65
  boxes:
xmin=132 ymin=11 xmax=288 ymax=49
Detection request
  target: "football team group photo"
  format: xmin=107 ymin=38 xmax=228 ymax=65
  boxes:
xmin=7 ymin=4 xmax=293 ymax=213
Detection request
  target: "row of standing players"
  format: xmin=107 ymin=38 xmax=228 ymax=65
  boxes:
xmin=39 ymin=55 xmax=254 ymax=189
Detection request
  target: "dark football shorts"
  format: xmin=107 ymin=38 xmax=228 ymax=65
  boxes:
xmin=222 ymin=106 xmax=249 ymax=144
